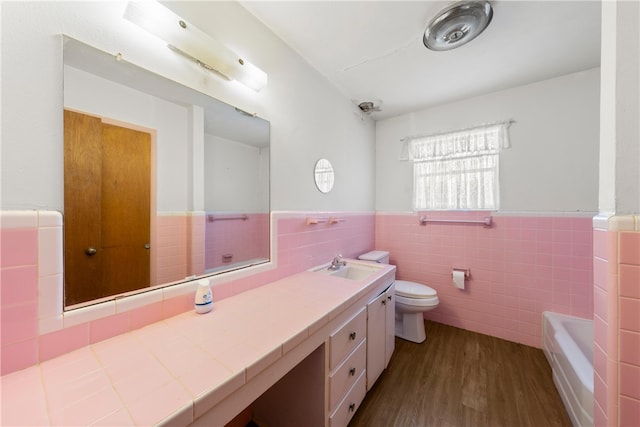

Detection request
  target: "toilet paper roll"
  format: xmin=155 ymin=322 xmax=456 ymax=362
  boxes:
xmin=453 ymin=270 xmax=466 ymax=290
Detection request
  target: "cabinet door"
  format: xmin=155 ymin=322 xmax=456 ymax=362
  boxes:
xmin=385 ymin=283 xmax=395 ymax=367
xmin=366 ymin=291 xmax=386 ymax=390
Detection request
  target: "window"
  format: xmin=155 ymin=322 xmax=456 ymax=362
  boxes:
xmin=405 ymin=123 xmax=510 ymax=211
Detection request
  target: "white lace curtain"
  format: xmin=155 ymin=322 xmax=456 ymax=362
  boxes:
xmin=405 ymin=123 xmax=511 ymax=210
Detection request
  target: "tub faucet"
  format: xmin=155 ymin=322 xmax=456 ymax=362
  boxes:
xmin=329 ymin=254 xmax=346 ymax=270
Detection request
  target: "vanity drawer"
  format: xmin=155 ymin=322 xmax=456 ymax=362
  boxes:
xmin=329 ymin=339 xmax=366 ymax=410
xmin=330 ymin=308 xmax=366 ymax=370
xmin=329 ymin=370 xmax=366 ymax=427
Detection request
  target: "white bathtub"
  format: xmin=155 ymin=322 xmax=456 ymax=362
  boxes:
xmin=543 ymin=311 xmax=594 ymax=427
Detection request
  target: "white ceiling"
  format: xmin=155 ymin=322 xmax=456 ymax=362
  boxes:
xmin=240 ymin=0 xmax=602 ymax=120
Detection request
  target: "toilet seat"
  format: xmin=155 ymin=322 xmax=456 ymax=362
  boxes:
xmin=395 ymin=294 xmax=440 ymax=307
xmin=394 ymin=280 xmax=437 ymax=299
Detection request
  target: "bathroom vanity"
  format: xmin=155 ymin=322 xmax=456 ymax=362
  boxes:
xmin=195 ymin=260 xmax=396 ymax=427
xmin=1 ymin=260 xmax=395 ymax=427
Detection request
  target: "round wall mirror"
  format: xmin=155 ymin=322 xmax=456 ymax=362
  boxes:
xmin=314 ymin=158 xmax=334 ymax=193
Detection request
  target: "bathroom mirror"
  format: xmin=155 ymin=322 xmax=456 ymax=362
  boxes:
xmin=314 ymin=158 xmax=335 ymax=193
xmin=62 ymin=36 xmax=270 ymax=307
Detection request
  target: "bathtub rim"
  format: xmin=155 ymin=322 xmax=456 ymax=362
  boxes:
xmin=542 ymin=311 xmax=594 ymax=427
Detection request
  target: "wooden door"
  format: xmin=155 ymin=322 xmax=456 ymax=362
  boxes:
xmin=64 ymin=110 xmax=151 ymax=306
xmin=101 ymin=123 xmax=151 ymax=297
xmin=64 ymin=110 xmax=104 ymax=305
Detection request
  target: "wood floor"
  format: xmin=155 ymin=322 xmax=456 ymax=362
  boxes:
xmin=349 ymin=321 xmax=572 ymax=427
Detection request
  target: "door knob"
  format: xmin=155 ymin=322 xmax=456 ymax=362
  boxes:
xmin=85 ymin=247 xmax=97 ymax=256
xmin=144 ymin=243 xmax=150 ymax=249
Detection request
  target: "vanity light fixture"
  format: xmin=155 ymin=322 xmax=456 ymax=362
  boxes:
xmin=123 ymin=1 xmax=267 ymax=91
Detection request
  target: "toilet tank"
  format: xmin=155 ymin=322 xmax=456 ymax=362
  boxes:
xmin=358 ymin=250 xmax=390 ymax=264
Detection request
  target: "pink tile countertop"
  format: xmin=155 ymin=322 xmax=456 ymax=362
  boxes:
xmin=1 ymin=262 xmax=395 ymax=426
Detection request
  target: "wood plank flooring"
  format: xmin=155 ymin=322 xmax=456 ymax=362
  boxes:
xmin=349 ymin=321 xmax=572 ymax=427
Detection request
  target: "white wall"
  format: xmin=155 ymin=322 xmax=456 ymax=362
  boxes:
xmin=599 ymin=0 xmax=640 ymax=215
xmin=204 ymin=134 xmax=268 ymax=212
xmin=1 ymin=1 xmax=376 ymax=212
xmin=375 ymin=68 xmax=601 ymax=213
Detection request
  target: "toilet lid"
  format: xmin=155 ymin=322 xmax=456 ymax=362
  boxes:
xmin=394 ymin=280 xmax=437 ymax=299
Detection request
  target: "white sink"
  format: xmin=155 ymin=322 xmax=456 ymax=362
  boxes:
xmin=310 ymin=261 xmax=383 ymax=281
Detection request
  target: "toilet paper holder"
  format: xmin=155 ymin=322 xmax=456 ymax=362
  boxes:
xmin=452 ymin=268 xmax=470 ymax=278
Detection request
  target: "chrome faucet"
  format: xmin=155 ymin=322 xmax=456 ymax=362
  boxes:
xmin=328 ymin=254 xmax=346 ymax=270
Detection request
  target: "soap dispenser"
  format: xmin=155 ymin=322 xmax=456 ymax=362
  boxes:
xmin=194 ymin=279 xmax=213 ymax=314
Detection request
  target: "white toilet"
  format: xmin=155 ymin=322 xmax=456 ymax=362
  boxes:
xmin=358 ymin=251 xmax=439 ymax=343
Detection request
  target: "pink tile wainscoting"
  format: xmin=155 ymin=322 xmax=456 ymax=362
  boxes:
xmin=154 ymin=214 xmax=189 ymax=286
xmin=1 ymin=221 xmax=41 ymax=374
xmin=0 ymin=210 xmax=374 ymax=375
xmin=6 ymin=209 xmax=639 ymax=426
xmin=375 ymin=212 xmax=594 ymax=348
xmin=204 ymin=213 xmax=269 ymax=271
xmin=592 ymin=219 xmax=640 ymax=427
xmin=617 ymin=231 xmax=640 ymax=427
xmin=592 ymin=227 xmax=618 ymax=427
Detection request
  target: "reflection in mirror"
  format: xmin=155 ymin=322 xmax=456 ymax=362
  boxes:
xmin=63 ymin=36 xmax=270 ymax=308
xmin=203 ymin=110 xmax=270 ymax=274
xmin=314 ymin=158 xmax=334 ymax=193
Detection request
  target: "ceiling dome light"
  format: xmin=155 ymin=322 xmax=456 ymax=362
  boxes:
xmin=423 ymin=1 xmax=493 ymax=51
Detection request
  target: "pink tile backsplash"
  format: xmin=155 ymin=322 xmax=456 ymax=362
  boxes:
xmin=90 ymin=312 xmax=130 ymax=344
xmin=1 ymin=228 xmax=38 ymax=267
xmin=0 ymin=339 xmax=38 ymax=374
xmin=1 ymin=226 xmax=41 ymax=374
xmin=38 ymin=323 xmax=90 ymax=363
xmin=1 ymin=301 xmax=38 ymax=345
xmin=0 ymin=265 xmax=38 ymax=310
xmin=129 ymin=300 xmax=164 ymax=330
xmin=376 ymin=212 xmax=594 ymax=348
xmin=0 ymin=210 xmax=376 ymax=375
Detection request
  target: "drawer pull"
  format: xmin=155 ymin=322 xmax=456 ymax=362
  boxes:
xmin=388 ymin=295 xmax=392 ymax=301
xmin=349 ymin=332 xmax=357 ymax=340
xmin=382 ymin=299 xmax=386 ymax=305
xmin=349 ymin=367 xmax=356 ymax=376
xmin=349 ymin=403 xmax=356 ymax=412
